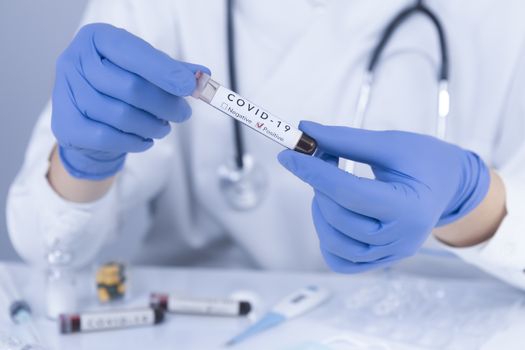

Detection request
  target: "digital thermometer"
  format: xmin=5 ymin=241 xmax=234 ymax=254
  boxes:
xmin=225 ymin=285 xmax=331 ymax=346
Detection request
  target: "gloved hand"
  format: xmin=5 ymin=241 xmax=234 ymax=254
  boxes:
xmin=52 ymin=23 xmax=209 ymax=179
xmin=278 ymin=121 xmax=490 ymax=273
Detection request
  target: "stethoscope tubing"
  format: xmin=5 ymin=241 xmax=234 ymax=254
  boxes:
xmin=225 ymin=0 xmax=449 ymax=172
xmin=226 ymin=0 xmax=246 ymax=170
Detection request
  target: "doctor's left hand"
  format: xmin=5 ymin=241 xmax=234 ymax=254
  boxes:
xmin=278 ymin=121 xmax=491 ymax=273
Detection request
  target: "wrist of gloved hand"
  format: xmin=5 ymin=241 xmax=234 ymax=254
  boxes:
xmin=437 ymin=151 xmax=491 ymax=226
xmin=58 ymin=146 xmax=126 ymax=180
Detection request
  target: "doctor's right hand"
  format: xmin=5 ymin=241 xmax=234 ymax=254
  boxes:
xmin=279 ymin=121 xmax=490 ymax=273
xmin=51 ymin=23 xmax=209 ymax=180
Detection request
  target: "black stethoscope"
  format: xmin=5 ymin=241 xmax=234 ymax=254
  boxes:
xmin=220 ymin=0 xmax=449 ymax=210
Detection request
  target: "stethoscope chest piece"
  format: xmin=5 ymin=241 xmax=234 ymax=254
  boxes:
xmin=218 ymin=154 xmax=268 ymax=210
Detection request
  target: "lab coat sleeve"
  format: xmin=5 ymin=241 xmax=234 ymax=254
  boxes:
xmin=6 ymin=102 xmax=119 ymax=266
xmin=441 ymin=40 xmax=525 ymax=291
xmin=6 ymin=0 xmax=179 ymax=267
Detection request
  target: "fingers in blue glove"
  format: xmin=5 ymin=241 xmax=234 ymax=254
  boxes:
xmin=312 ymin=199 xmax=394 ymax=262
xmin=80 ymin=23 xmax=210 ymax=96
xmin=298 ymin=120 xmax=429 ymax=169
xmin=298 ymin=120 xmax=393 ymax=165
xmin=319 ymin=246 xmax=398 ymax=274
xmin=52 ymin=81 xmax=153 ymax=153
xmin=80 ymin=57 xmax=193 ymax=123
xmin=298 ymin=120 xmax=452 ymax=180
xmin=66 ymin=69 xmax=171 ymax=140
xmin=278 ymin=149 xmax=401 ymax=221
xmin=314 ymin=191 xmax=401 ymax=246
xmin=61 ymin=23 xmax=211 ymax=125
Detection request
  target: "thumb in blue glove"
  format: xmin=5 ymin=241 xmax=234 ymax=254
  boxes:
xmin=278 ymin=121 xmax=490 ymax=273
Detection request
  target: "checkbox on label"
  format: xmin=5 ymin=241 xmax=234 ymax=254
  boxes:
xmin=221 ymin=103 xmax=228 ymax=110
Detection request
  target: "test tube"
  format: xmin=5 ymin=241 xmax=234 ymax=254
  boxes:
xmin=150 ymin=293 xmax=251 ymax=317
xmin=59 ymin=307 xmax=164 ymax=334
xmin=192 ymin=72 xmax=317 ymax=155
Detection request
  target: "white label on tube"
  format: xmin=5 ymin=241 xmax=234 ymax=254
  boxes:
xmin=168 ymin=296 xmax=239 ymax=316
xmin=208 ymin=85 xmax=303 ymax=150
xmin=80 ymin=309 xmax=155 ymax=332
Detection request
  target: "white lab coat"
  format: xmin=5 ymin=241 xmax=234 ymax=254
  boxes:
xmin=7 ymin=0 xmax=525 ymax=289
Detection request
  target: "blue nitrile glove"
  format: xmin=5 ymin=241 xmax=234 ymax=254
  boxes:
xmin=51 ymin=23 xmax=210 ymax=179
xmin=278 ymin=121 xmax=490 ymax=273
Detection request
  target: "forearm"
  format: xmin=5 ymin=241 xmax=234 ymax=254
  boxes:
xmin=433 ymin=169 xmax=507 ymax=247
xmin=47 ymin=145 xmax=115 ymax=203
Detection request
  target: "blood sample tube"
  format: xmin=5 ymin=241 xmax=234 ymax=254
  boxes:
xmin=59 ymin=307 xmax=164 ymax=334
xmin=192 ymin=72 xmax=317 ymax=155
xmin=150 ymin=293 xmax=251 ymax=317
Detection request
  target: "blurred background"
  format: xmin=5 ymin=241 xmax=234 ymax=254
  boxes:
xmin=0 ymin=1 xmax=87 ymax=260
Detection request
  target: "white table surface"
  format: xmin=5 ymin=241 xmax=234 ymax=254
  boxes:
xmin=2 ymin=259 xmax=525 ymax=350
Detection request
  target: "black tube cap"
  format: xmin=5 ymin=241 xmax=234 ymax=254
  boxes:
xmin=153 ymin=307 xmax=165 ymax=324
xmin=294 ymin=133 xmax=317 ymax=155
xmin=239 ymin=301 xmax=252 ymax=316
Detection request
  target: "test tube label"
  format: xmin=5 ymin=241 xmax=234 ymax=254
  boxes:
xmin=209 ymin=86 xmax=304 ymax=150
xmin=80 ymin=309 xmax=155 ymax=332
xmin=168 ymin=296 xmax=240 ymax=316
